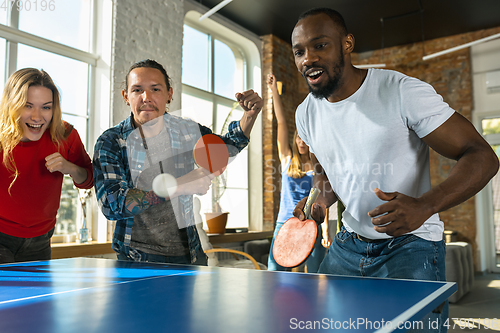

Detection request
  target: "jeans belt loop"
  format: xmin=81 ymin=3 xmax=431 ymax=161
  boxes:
xmin=356 ymin=233 xmax=384 ymax=243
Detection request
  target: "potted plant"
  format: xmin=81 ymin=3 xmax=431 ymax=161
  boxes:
xmin=204 ymin=102 xmax=239 ymax=234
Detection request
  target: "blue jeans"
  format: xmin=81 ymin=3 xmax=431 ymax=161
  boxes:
xmin=320 ymin=226 xmax=448 ymax=333
xmin=0 ymin=228 xmax=54 ymax=264
xmin=117 ymin=247 xmax=207 ymax=266
xmin=268 ymin=221 xmax=326 ymax=273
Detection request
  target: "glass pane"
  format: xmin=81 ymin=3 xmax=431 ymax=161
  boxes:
xmin=62 ymin=114 xmax=87 ymax=148
xmin=55 ymin=176 xmax=78 ymax=237
xmin=195 ymin=190 xmax=212 ymax=229
xmin=181 ymin=92 xmax=213 ymax=128
xmin=0 ymin=38 xmax=6 ymax=92
xmin=215 ymin=102 xmax=242 ymax=134
xmin=182 ymin=25 xmax=210 ymax=91
xmin=226 ymin=148 xmax=248 ymax=189
xmin=214 ymin=39 xmax=238 ymax=99
xmin=216 ymin=104 xmax=248 ymax=187
xmin=220 ymin=188 xmax=248 ymax=228
xmin=482 ymin=118 xmax=500 ymax=135
xmin=17 ymin=44 xmax=89 ymax=121
xmin=18 ymin=0 xmax=92 ymax=51
xmin=491 ymin=144 xmax=500 ymax=267
xmin=0 ymin=6 xmax=6 ymax=25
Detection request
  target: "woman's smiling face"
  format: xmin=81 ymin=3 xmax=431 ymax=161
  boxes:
xmin=20 ymin=85 xmax=53 ymax=142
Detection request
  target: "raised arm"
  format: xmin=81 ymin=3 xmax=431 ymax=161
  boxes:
xmin=235 ymin=89 xmax=263 ymax=139
xmin=267 ymin=74 xmax=292 ymax=164
xmin=369 ymin=112 xmax=499 ymax=236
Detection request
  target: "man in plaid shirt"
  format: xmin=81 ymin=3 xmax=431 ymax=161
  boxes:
xmin=93 ymin=59 xmax=262 ymax=264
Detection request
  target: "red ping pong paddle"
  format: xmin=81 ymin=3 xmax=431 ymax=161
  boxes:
xmin=193 ymin=134 xmax=229 ymax=177
xmin=272 ymin=188 xmax=321 ymax=268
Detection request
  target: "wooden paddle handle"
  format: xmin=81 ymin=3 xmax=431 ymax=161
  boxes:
xmin=303 ymin=188 xmax=321 ymax=220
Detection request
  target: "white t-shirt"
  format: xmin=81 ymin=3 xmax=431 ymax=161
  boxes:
xmin=296 ymin=68 xmax=455 ymax=241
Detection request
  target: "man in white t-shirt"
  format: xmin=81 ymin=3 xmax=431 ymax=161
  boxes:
xmin=291 ymin=7 xmax=498 ymax=333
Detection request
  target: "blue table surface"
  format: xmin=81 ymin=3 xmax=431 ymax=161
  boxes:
xmin=0 ymin=258 xmax=456 ymax=333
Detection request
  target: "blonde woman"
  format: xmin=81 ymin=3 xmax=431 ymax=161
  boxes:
xmin=0 ymin=68 xmax=93 ymax=264
xmin=267 ymin=73 xmax=331 ymax=272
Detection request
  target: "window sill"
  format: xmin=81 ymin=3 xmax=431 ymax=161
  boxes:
xmin=207 ymin=230 xmax=272 ymax=244
xmin=50 ymin=231 xmax=273 ymax=259
xmin=51 ymin=241 xmax=114 ymax=259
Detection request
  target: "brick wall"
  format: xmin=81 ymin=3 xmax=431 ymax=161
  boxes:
xmin=111 ymin=0 xmax=184 ymax=125
xmin=262 ymin=26 xmax=500 ymax=268
xmin=261 ymin=34 xmax=309 ymax=231
xmin=353 ymin=26 xmax=500 ymax=270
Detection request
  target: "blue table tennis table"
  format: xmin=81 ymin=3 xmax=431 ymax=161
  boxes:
xmin=0 ymin=258 xmax=456 ymax=333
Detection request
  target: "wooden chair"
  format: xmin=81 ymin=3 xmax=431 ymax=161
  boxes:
xmin=204 ymin=248 xmax=262 ymax=270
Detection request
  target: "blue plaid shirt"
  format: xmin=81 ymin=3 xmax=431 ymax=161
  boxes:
xmin=93 ymin=113 xmax=249 ymax=262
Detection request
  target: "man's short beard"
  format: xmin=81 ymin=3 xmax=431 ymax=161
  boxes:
xmin=308 ymin=71 xmax=343 ymax=99
xmin=308 ymin=46 xmax=345 ymax=100
xmin=308 ymin=67 xmax=344 ymax=100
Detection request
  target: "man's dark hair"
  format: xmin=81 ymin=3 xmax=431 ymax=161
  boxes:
xmin=125 ymin=59 xmax=172 ymax=90
xmin=297 ymin=8 xmax=348 ymax=36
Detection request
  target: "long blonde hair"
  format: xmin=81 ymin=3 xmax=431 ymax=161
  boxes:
xmin=0 ymin=68 xmax=65 ymax=192
xmin=287 ymin=130 xmax=309 ymax=179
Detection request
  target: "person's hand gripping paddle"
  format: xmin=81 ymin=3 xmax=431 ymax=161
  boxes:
xmin=152 ymin=134 xmax=229 ymax=198
xmin=272 ymin=188 xmax=321 ymax=268
xmin=193 ymin=134 xmax=229 ymax=176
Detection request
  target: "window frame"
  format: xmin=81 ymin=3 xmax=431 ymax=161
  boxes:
xmin=0 ymin=0 xmax=113 ymax=243
xmin=182 ymin=7 xmax=263 ymax=231
xmin=474 ymin=111 xmax=500 ymax=273
xmin=181 ymin=23 xmax=250 ymax=229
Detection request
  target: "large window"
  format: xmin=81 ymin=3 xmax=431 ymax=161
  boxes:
xmin=480 ymin=117 xmax=500 ymax=269
xmin=182 ymin=23 xmax=248 ymax=229
xmin=0 ymin=0 xmax=111 ymax=243
xmin=181 ymin=10 xmax=262 ymax=230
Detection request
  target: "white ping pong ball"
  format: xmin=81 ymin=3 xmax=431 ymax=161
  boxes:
xmin=152 ymin=173 xmax=177 ymax=198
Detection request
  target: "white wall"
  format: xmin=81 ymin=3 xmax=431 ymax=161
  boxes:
xmin=111 ymin=0 xmax=184 ymax=125
xmin=471 ymin=37 xmax=500 ymax=272
xmin=472 ymin=38 xmax=500 ymax=115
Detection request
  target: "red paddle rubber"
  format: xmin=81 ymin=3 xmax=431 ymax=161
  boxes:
xmin=273 ymin=217 xmax=317 ymax=268
xmin=272 ymin=188 xmax=321 ymax=268
xmin=193 ymin=134 xmax=229 ymax=176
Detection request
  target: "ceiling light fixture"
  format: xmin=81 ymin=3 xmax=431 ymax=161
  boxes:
xmin=199 ymin=0 xmax=233 ymax=21
xmin=354 ymin=64 xmax=386 ymax=69
xmin=422 ymin=32 xmax=500 ymax=61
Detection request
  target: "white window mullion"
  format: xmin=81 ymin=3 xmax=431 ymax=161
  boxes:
xmin=4 ymin=3 xmax=18 ymax=78
xmin=0 ymin=24 xmax=98 ymax=66
xmin=210 ymin=34 xmax=217 ymax=131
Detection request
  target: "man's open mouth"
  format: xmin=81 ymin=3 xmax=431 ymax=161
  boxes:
xmin=305 ymin=69 xmax=325 ymax=84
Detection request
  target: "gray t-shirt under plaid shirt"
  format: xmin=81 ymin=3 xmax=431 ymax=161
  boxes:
xmin=131 ymin=128 xmax=188 ymax=257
